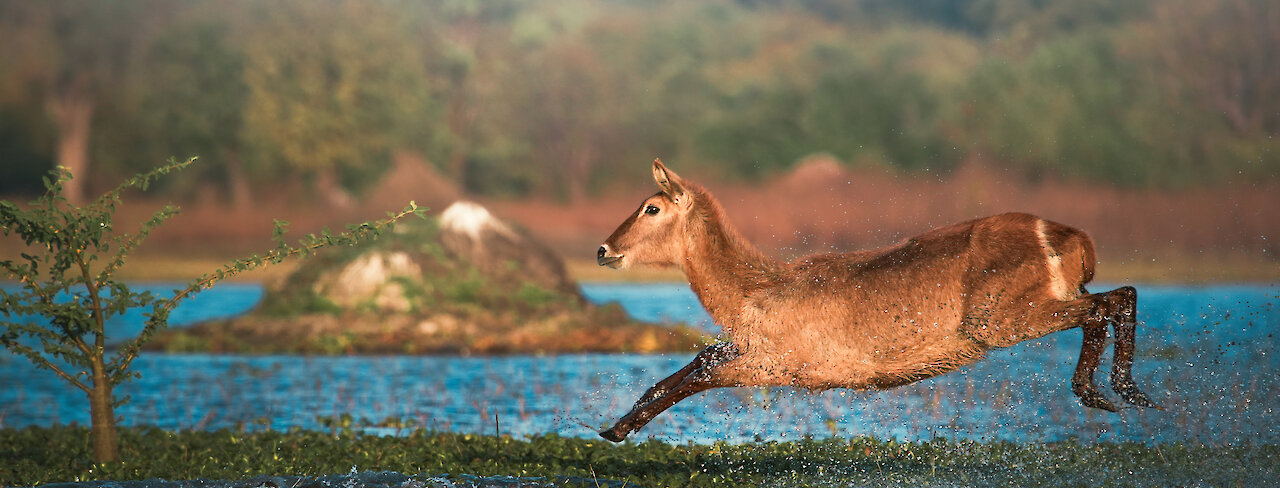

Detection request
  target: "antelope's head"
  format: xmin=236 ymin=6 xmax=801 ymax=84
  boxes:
xmin=597 ymin=159 xmax=694 ymax=269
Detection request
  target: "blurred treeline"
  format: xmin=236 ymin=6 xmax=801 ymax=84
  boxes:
xmin=1 ymin=0 xmax=1276 ymax=207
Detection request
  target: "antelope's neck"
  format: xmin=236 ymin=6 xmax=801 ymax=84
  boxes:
xmin=680 ymin=205 xmax=781 ymax=331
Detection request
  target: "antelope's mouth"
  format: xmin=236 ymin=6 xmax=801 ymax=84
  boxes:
xmin=597 ymin=255 xmax=624 ymax=269
xmin=597 ymin=245 xmax=625 ymax=268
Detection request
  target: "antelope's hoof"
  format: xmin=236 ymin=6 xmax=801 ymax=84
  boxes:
xmin=1074 ymin=386 xmax=1120 ymax=413
xmin=599 ymin=427 xmax=627 ymax=443
xmin=1116 ymin=386 xmax=1163 ymax=410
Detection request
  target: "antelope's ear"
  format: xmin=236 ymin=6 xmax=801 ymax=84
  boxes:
xmin=652 ymin=158 xmax=688 ymax=204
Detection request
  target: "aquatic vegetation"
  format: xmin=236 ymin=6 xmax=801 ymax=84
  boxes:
xmin=2 ymin=426 xmax=1274 ymax=487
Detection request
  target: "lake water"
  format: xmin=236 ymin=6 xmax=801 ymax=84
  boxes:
xmin=1 ymin=282 xmax=1276 ymax=445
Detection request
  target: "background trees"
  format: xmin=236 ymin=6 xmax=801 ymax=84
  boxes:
xmin=238 ymin=0 xmax=437 ymax=207
xmin=0 ymin=1 xmax=166 ymax=204
xmin=136 ymin=14 xmax=252 ymax=208
xmin=0 ymin=0 xmax=1274 ymax=202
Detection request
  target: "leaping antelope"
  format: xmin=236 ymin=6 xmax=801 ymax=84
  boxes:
xmin=595 ymin=159 xmax=1160 ymax=442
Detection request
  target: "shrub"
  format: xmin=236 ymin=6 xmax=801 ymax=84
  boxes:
xmin=0 ymin=157 xmax=423 ymax=463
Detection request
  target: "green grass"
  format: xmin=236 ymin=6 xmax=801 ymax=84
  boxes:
xmin=3 ymin=427 xmax=1274 ymax=487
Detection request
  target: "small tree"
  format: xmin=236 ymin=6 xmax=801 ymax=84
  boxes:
xmin=0 ymin=157 xmax=424 ymax=463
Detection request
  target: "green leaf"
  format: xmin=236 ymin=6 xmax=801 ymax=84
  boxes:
xmin=3 ymin=158 xmax=422 ymax=468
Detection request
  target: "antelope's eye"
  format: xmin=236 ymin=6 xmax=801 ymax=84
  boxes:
xmin=644 ymin=205 xmax=660 ymax=215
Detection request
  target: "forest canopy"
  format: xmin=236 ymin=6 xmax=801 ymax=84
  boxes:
xmin=0 ymin=0 xmax=1275 ymax=204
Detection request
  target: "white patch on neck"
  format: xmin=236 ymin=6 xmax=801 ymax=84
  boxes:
xmin=1035 ymin=219 xmax=1072 ymax=300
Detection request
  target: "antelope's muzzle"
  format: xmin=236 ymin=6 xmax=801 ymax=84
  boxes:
xmin=597 ymin=245 xmax=624 ymax=268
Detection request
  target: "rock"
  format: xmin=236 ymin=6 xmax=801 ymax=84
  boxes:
xmin=439 ymin=201 xmax=581 ymax=300
xmin=313 ymin=251 xmax=422 ymax=312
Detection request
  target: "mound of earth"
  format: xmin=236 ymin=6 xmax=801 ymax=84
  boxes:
xmin=148 ymin=201 xmax=704 ymax=355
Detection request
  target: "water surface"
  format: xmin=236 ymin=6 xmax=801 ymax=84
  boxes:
xmin=1 ymin=283 xmax=1276 ymax=445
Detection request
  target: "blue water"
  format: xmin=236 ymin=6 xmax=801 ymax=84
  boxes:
xmin=1 ymin=282 xmax=1276 ymax=445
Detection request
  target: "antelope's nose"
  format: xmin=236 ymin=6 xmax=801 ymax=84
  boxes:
xmin=596 ymin=244 xmax=622 ymax=268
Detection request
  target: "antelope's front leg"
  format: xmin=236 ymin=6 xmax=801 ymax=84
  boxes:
xmin=600 ymin=343 xmax=738 ymax=442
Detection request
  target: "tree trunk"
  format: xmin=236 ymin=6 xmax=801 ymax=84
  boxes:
xmin=315 ymin=166 xmax=353 ymax=209
xmin=225 ymin=154 xmax=254 ymax=211
xmin=88 ymin=364 xmax=119 ymax=463
xmin=566 ymin=144 xmax=594 ymax=204
xmin=48 ymin=87 xmax=95 ymax=206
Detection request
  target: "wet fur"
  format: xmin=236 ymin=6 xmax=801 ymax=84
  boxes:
xmin=596 ymin=161 xmax=1159 ymax=441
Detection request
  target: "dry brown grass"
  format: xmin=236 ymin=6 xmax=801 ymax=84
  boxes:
xmin=4 ymin=158 xmax=1276 ymax=284
xmin=495 ymin=158 xmax=1279 ymax=285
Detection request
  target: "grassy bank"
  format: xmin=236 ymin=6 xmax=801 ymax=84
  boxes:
xmin=3 ymin=427 xmax=1274 ymax=487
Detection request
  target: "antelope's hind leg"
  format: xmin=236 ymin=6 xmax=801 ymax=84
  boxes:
xmin=1106 ymin=286 xmax=1162 ymax=409
xmin=1072 ymin=311 xmax=1117 ymax=412
xmin=599 ymin=343 xmax=738 ymax=442
xmin=1071 ymin=286 xmax=1161 ymax=412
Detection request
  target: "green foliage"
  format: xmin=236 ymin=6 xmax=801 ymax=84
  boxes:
xmin=0 ymin=158 xmax=425 ymax=462
xmin=308 ymin=331 xmax=365 ymax=355
xmin=442 ymin=272 xmax=487 ymax=305
xmin=238 ymin=0 xmax=437 ymax=200
xmin=0 ymin=106 xmax=50 ymax=196
xmin=0 ymin=0 xmax=1275 ymax=197
xmin=517 ymin=283 xmax=564 ymax=309
xmin=698 ymin=31 xmax=966 ymax=177
xmin=2 ymin=426 xmax=1274 ymax=487
xmin=132 ymin=18 xmax=252 ymax=201
xmin=0 ymin=159 xmax=192 ymax=396
xmin=964 ymin=33 xmax=1163 ymax=184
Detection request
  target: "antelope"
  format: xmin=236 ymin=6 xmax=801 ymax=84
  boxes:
xmin=594 ymin=159 xmax=1160 ymax=442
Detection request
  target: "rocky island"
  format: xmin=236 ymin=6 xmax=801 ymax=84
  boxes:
xmin=148 ymin=202 xmax=705 ymax=355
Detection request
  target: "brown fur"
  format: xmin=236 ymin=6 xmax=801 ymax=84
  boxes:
xmin=595 ymin=160 xmax=1160 ymax=442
